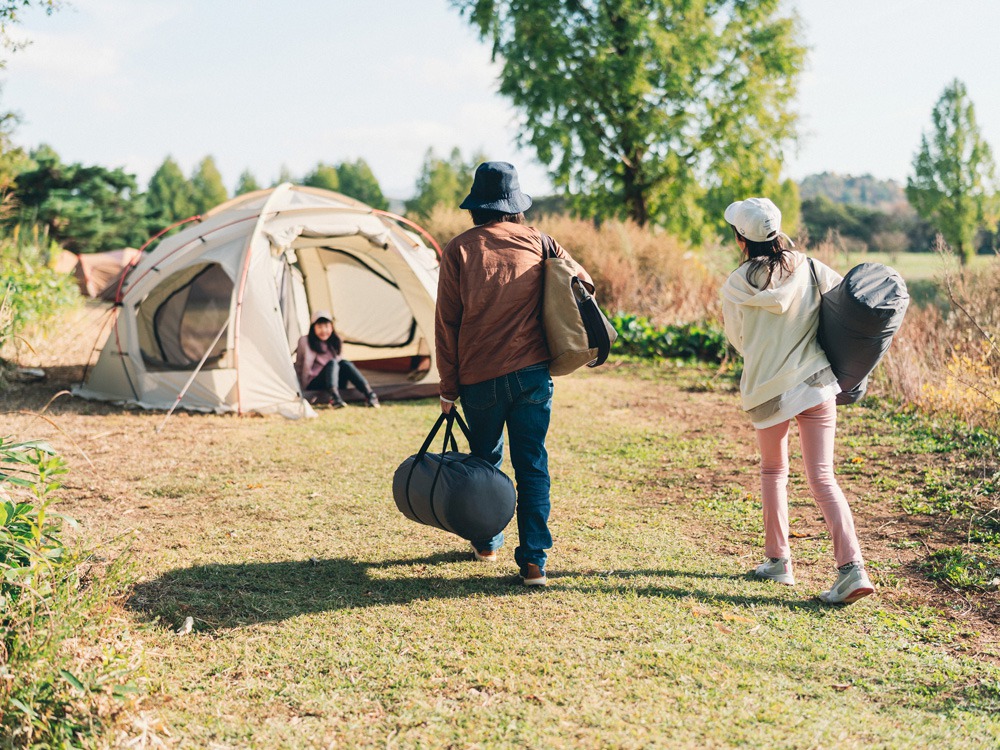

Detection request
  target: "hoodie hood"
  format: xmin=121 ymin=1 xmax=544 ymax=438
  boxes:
xmin=722 ymin=251 xmax=808 ymax=314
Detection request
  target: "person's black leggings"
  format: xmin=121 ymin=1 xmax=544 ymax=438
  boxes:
xmin=307 ymin=359 xmax=373 ymax=403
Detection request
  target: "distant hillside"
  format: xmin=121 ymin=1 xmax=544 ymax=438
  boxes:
xmin=798 ymin=172 xmax=906 ymax=208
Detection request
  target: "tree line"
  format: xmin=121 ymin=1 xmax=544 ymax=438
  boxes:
xmin=0 ymin=147 xmax=389 ymax=254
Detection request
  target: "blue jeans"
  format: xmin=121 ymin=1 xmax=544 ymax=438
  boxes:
xmin=459 ymin=363 xmax=553 ymax=571
xmin=307 ymin=359 xmax=372 ymax=401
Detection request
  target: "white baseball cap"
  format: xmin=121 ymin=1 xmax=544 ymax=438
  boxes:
xmin=724 ymin=197 xmax=794 ymax=246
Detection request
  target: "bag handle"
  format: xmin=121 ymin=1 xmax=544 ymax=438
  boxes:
xmin=403 ymin=410 xmax=473 ymax=532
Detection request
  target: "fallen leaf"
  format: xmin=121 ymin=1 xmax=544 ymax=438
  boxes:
xmin=832 ymin=684 xmax=852 ymax=691
xmin=722 ymin=613 xmax=757 ymax=625
xmin=789 ymin=531 xmax=814 ymax=538
xmin=691 ymin=606 xmax=711 ymax=617
xmin=714 ymin=622 xmax=734 ymax=634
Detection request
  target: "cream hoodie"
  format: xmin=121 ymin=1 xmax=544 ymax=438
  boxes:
xmin=722 ymin=251 xmax=842 ymax=411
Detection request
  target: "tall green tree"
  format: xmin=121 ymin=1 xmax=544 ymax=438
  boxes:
xmin=452 ymin=0 xmax=804 ymax=239
xmin=234 ymin=169 xmax=261 ymax=195
xmin=337 ymin=158 xmax=388 ymax=209
xmin=190 ymin=155 xmax=228 ymax=213
xmin=146 ymin=156 xmax=195 ymax=230
xmin=773 ymin=178 xmax=801 ymax=238
xmin=12 ymin=145 xmax=148 ymax=253
xmin=303 ymin=162 xmax=340 ymax=192
xmin=405 ymin=148 xmax=471 ymax=219
xmin=906 ymin=80 xmax=999 ymax=265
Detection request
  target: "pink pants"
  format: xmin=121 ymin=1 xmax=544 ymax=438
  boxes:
xmin=755 ymin=398 xmax=863 ymax=568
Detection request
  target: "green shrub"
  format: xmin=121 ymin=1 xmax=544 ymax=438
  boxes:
xmin=1 ymin=437 xmax=139 ymax=747
xmin=610 ymin=313 xmax=728 ymax=363
xmin=0 ymin=236 xmax=79 ymax=369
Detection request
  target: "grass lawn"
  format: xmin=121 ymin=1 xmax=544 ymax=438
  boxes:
xmin=828 ymin=250 xmax=995 ymax=283
xmin=5 ymin=358 xmax=1000 ymax=748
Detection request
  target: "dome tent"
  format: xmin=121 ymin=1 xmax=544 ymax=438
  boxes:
xmin=74 ymin=184 xmax=440 ymax=417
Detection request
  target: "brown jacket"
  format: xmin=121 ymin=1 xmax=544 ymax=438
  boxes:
xmin=435 ymin=222 xmax=592 ymax=400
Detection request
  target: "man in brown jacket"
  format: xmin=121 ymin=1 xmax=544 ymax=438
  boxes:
xmin=435 ymin=161 xmax=591 ymax=587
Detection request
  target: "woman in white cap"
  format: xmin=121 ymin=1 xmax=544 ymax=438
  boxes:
xmin=721 ymin=197 xmax=874 ymax=605
xmin=295 ymin=311 xmax=380 ymax=408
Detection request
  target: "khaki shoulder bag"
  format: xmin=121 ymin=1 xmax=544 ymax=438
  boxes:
xmin=539 ymin=232 xmax=617 ymax=376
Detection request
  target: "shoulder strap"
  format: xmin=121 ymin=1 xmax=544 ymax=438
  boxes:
xmin=808 ymin=257 xmax=820 ymax=289
xmin=539 ymin=231 xmax=556 ymax=261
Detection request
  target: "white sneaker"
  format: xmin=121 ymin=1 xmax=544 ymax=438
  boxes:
xmin=471 ymin=544 xmax=497 ymax=562
xmin=752 ymin=557 xmax=795 ymax=585
xmin=819 ymin=562 xmax=875 ymax=605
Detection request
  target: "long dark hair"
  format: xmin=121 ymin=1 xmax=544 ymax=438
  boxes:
xmin=307 ymin=319 xmax=342 ymax=356
xmin=470 ymin=209 xmax=526 ymax=226
xmin=734 ymin=227 xmax=795 ymax=289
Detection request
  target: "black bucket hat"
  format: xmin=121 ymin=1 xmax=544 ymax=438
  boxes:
xmin=459 ymin=161 xmax=532 ymax=213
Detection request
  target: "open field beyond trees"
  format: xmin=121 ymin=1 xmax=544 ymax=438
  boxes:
xmin=2 ymin=305 xmax=999 ymax=748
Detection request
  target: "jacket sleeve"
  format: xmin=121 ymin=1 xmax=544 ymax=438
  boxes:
xmin=294 ymin=336 xmax=310 ymax=391
xmin=721 ymin=295 xmax=744 ymax=356
xmin=435 ymin=243 xmax=463 ymax=401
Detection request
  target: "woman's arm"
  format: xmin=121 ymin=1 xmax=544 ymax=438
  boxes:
xmin=294 ymin=336 xmax=311 ymax=390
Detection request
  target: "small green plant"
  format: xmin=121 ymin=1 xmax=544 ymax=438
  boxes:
xmin=921 ymin=547 xmax=999 ymax=590
xmin=0 ymin=437 xmax=71 ymax=608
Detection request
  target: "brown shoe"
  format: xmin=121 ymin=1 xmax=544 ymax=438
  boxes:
xmin=520 ymin=563 xmax=547 ymax=587
xmin=471 ymin=544 xmax=497 ymax=562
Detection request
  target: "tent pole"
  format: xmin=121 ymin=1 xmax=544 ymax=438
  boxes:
xmin=154 ymin=316 xmax=231 ymax=434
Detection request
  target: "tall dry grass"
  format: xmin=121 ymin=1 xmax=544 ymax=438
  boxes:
xmin=418 ymin=207 xmax=726 ymax=325
xmin=877 ymin=244 xmax=1000 ymax=428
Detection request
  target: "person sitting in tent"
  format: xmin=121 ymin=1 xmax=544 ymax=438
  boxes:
xmin=295 ymin=311 xmax=380 ymax=408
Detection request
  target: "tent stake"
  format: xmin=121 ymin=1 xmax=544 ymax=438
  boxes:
xmin=155 ymin=316 xmax=231 ymax=434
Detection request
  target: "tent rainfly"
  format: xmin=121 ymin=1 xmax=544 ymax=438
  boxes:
xmin=57 ymin=247 xmax=142 ymax=299
xmin=73 ymin=184 xmax=441 ymax=418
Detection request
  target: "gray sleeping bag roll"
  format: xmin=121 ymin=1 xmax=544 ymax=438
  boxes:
xmin=814 ymin=261 xmax=909 ymax=405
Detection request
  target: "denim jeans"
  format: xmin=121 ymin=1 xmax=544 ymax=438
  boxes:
xmin=459 ymin=362 xmax=553 ymax=571
xmin=307 ymin=359 xmax=372 ymax=401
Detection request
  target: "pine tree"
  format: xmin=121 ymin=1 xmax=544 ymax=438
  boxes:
xmin=235 ymin=169 xmax=261 ymax=195
xmin=147 ymin=156 xmax=195 ymax=230
xmin=190 ymin=156 xmax=229 ymax=213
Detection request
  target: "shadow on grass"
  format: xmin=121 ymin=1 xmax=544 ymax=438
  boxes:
xmin=571 ymin=568 xmax=832 ymax=615
xmin=130 ymin=555 xmax=831 ymax=632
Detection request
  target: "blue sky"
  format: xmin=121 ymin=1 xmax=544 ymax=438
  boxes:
xmin=3 ymin=0 xmax=999 ymax=199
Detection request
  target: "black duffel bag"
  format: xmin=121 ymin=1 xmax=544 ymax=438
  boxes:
xmin=392 ymin=411 xmax=516 ymax=541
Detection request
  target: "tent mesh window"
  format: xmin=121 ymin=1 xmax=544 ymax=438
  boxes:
xmin=137 ymin=263 xmax=233 ymax=370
